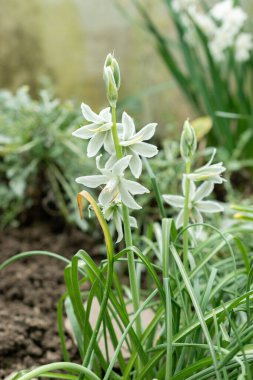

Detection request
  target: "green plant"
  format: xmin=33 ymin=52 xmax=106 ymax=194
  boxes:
xmin=0 ymin=86 xmax=93 ymax=229
xmin=128 ymin=0 xmax=253 ymax=158
xmin=1 ymin=54 xmax=253 ymax=380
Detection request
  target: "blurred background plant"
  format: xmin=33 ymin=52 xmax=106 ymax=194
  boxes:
xmin=0 ymin=86 xmax=93 ymax=230
xmin=129 ymin=0 xmax=253 ymax=159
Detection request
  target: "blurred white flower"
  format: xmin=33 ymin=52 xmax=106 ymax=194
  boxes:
xmin=103 ymin=202 xmax=137 ymax=243
xmin=235 ymin=33 xmax=253 ymax=62
xmin=72 ymin=103 xmax=113 ymax=157
xmin=191 ymin=12 xmax=216 ymax=37
xmin=163 ymin=176 xmax=224 ymax=229
xmin=76 ymin=155 xmax=149 ymax=210
xmin=210 ymin=0 xmax=233 ymax=21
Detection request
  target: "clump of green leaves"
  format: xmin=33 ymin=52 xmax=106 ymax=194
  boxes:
xmin=1 ymin=55 xmax=253 ymax=380
xmin=0 ymin=86 xmax=94 ymax=229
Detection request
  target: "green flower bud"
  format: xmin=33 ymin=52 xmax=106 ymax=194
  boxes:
xmin=103 ymin=53 xmax=121 ymax=107
xmin=180 ymin=119 xmax=197 ymax=161
xmin=104 ymin=66 xmax=118 ymax=107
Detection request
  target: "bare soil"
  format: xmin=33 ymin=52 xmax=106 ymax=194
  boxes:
xmin=0 ymin=223 xmax=99 ymax=379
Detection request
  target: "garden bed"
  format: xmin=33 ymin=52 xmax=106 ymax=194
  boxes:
xmin=0 ymin=223 xmax=99 ymax=379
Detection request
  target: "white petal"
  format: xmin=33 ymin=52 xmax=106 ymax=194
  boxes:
xmin=99 ymin=107 xmax=112 ymax=122
xmin=122 ymin=112 xmax=136 ymax=140
xmin=87 ymin=133 xmax=105 ymax=157
xmin=99 ymin=191 xmax=114 ymax=207
xmin=81 ymin=103 xmax=101 ymax=123
xmin=134 ymin=123 xmax=157 ymax=141
xmin=119 ymin=185 xmax=141 ymax=210
xmin=175 ymin=209 xmax=184 ymax=229
xmin=122 ymin=179 xmax=149 ymax=195
xmin=111 ymin=155 xmax=132 ymax=176
xmin=192 ymin=207 xmax=203 ymax=224
xmin=104 ymin=131 xmax=114 ymax=154
xmin=76 ymin=175 xmax=107 ymax=188
xmin=163 ymin=195 xmax=185 ymax=208
xmin=105 ymin=155 xmax=117 ymax=169
xmin=132 ymin=142 xmax=158 ymax=157
xmin=72 ymin=124 xmax=96 ymax=139
xmin=193 ymin=181 xmax=214 ymax=202
xmin=196 ymin=201 xmax=224 ymax=213
xmin=128 ymin=149 xmax=142 ymax=178
xmin=115 ymin=212 xmax=124 ymax=243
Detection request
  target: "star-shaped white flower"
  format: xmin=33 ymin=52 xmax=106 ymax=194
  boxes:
xmin=72 ymin=103 xmax=114 ymax=157
xmin=187 ymin=149 xmax=226 ymax=184
xmin=76 ymin=155 xmax=149 ymax=210
xmin=117 ymin=112 xmax=158 ymax=178
xmin=163 ymin=177 xmax=224 ymax=229
xmin=103 ymin=202 xmax=137 ymax=243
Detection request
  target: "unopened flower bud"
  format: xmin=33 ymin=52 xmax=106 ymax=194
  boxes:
xmin=104 ymin=67 xmax=118 ymax=107
xmin=180 ymin=119 xmax=197 ymax=161
xmin=103 ymin=53 xmax=121 ymax=107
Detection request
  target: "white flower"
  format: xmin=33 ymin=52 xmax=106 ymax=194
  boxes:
xmin=72 ymin=103 xmax=114 ymax=157
xmin=163 ymin=177 xmax=224 ymax=229
xmin=222 ymin=7 xmax=247 ymax=37
xmin=187 ymin=149 xmax=226 ymax=184
xmin=235 ymin=33 xmax=253 ymax=62
xmin=117 ymin=112 xmax=158 ymax=178
xmin=210 ymin=0 xmax=233 ymax=21
xmin=191 ymin=12 xmax=216 ymax=38
xmin=103 ymin=202 xmax=137 ymax=243
xmin=76 ymin=155 xmax=149 ymax=210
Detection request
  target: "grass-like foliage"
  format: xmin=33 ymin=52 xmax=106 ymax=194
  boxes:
xmin=1 ymin=55 xmax=253 ymax=380
xmin=129 ymin=0 xmax=253 ymax=158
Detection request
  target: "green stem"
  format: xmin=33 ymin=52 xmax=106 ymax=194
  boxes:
xmin=182 ymin=159 xmax=192 ymax=271
xmin=111 ymin=107 xmax=142 ymax=338
xmin=15 ymin=362 xmax=100 ymax=380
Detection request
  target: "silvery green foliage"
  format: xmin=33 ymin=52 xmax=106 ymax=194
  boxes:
xmin=73 ymin=54 xmax=158 ymax=242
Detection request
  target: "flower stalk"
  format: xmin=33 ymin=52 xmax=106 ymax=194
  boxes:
xmin=111 ymin=106 xmax=142 ymax=339
xmin=182 ymin=159 xmax=192 ymax=271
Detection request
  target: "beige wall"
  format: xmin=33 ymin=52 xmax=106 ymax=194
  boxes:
xmin=0 ymin=0 xmax=214 ymax=132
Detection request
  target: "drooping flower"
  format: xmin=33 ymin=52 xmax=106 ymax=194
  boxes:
xmin=187 ymin=149 xmax=226 ymax=184
xmin=106 ymin=112 xmax=158 ymax=178
xmin=163 ymin=177 xmax=224 ymax=229
xmin=72 ymin=103 xmax=114 ymax=157
xmin=103 ymin=202 xmax=137 ymax=243
xmin=76 ymin=155 xmax=149 ymax=210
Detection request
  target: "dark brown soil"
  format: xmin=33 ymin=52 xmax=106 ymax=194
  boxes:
xmin=0 ymin=223 xmax=100 ymax=379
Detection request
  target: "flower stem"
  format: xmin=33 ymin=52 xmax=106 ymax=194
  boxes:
xmin=183 ymin=159 xmax=192 ymax=271
xmin=111 ymin=107 xmax=142 ymax=338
